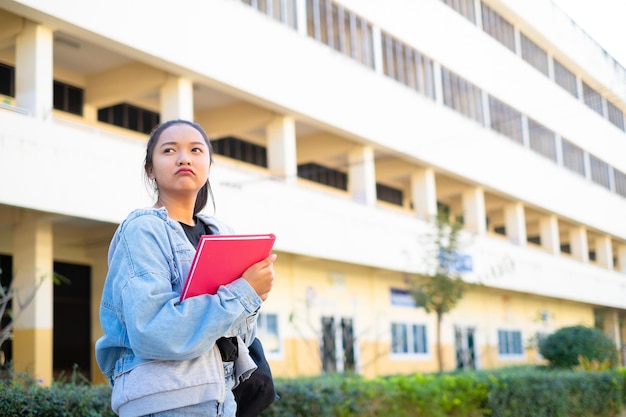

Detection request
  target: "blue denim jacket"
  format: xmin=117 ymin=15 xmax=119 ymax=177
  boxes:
xmin=95 ymin=207 xmax=262 ymax=386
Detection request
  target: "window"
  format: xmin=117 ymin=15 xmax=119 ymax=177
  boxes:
xmin=212 ymin=136 xmax=268 ymax=167
xmin=528 ymin=118 xmax=556 ymax=162
xmin=391 ymin=323 xmax=428 ymax=354
xmin=381 ymin=32 xmax=436 ymax=100
xmin=488 ymin=95 xmax=523 ymax=144
xmin=561 ymin=139 xmax=586 ymax=177
xmin=614 ymin=169 xmax=626 ymax=198
xmin=607 ymin=100 xmax=625 ymax=131
xmin=440 ymin=0 xmax=476 ymax=24
xmin=442 ymin=67 xmax=484 ymax=124
xmin=257 ymin=313 xmax=280 ymax=354
xmin=53 ymin=80 xmax=84 ymax=116
xmin=0 ymin=62 xmax=15 ymax=97
xmin=582 ymin=82 xmax=604 ymax=116
xmin=241 ymin=0 xmax=297 ymax=29
xmin=297 ymin=162 xmax=348 ymax=190
xmin=306 ymin=0 xmax=374 ymax=68
xmin=97 ymin=103 xmax=160 ymax=134
xmin=390 ymin=288 xmax=416 ymax=307
xmin=376 ymin=183 xmax=403 ymax=206
xmin=520 ymin=34 xmax=548 ymax=76
xmin=553 ymin=59 xmax=577 ymax=97
xmin=498 ymin=329 xmax=523 ymax=355
xmin=481 ymin=4 xmax=515 ymax=52
xmin=589 ymin=155 xmax=611 ymax=190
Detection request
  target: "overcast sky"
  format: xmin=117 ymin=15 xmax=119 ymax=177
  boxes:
xmin=551 ymin=0 xmax=626 ymax=67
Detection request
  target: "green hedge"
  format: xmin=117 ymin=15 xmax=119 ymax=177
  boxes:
xmin=261 ymin=368 xmax=624 ymax=417
xmin=0 ymin=368 xmax=623 ymax=416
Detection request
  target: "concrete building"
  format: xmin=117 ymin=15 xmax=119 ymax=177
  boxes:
xmin=0 ymin=0 xmax=625 ymax=385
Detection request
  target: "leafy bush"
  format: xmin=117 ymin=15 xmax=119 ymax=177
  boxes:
xmin=539 ymin=325 xmax=618 ymax=369
xmin=485 ymin=367 xmax=622 ymax=417
xmin=0 ymin=373 xmax=114 ymax=417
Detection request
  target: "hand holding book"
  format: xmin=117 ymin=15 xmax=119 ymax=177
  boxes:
xmin=180 ymin=233 xmax=276 ymax=301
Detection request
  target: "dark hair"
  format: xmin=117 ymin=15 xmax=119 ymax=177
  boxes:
xmin=144 ymin=119 xmax=215 ymax=215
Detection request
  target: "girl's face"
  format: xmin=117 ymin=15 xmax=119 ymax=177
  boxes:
xmin=148 ymin=123 xmax=211 ymax=199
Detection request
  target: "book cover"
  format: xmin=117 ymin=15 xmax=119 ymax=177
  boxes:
xmin=180 ymin=233 xmax=276 ymax=301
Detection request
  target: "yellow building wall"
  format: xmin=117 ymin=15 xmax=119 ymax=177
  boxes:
xmin=264 ymin=253 xmax=597 ymax=378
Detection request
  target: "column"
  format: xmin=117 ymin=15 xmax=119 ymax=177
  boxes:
xmin=295 ymin=0 xmax=307 ymax=36
xmin=617 ymin=244 xmax=626 ymax=274
xmin=539 ymin=215 xmax=560 ymax=255
xmin=266 ymin=116 xmax=297 ymax=184
xmin=569 ymin=226 xmax=589 ymax=263
xmin=15 ymin=21 xmax=53 ymax=119
xmin=595 ymin=235 xmax=614 ymax=269
xmin=160 ymin=75 xmax=194 ymax=121
xmin=410 ymin=168 xmax=437 ymax=220
xmin=348 ymin=145 xmax=377 ymax=206
xmin=504 ymin=202 xmax=527 ymax=246
xmin=462 ymin=187 xmax=486 ymax=235
xmin=12 ymin=211 xmax=54 ymax=385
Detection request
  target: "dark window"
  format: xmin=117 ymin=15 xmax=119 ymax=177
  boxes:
xmin=561 ymin=139 xmax=586 ymax=177
xmin=298 ymin=162 xmax=347 ymax=190
xmin=614 ymin=169 xmax=626 ymax=198
xmin=440 ymin=0 xmax=476 ymax=23
xmin=582 ymin=82 xmax=604 ymax=116
xmin=381 ymin=32 xmax=436 ymax=100
xmin=53 ymin=80 xmax=84 ymax=116
xmin=520 ymin=33 xmax=548 ymax=76
xmin=528 ymin=118 xmax=556 ymax=162
xmin=0 ymin=63 xmax=15 ymax=97
xmin=0 ymin=255 xmax=13 ymax=372
xmin=441 ymin=67 xmax=484 ymax=124
xmin=212 ymin=136 xmax=268 ymax=168
xmin=528 ymin=235 xmax=541 ymax=245
xmin=376 ymin=183 xmax=403 ymax=206
xmin=481 ymin=4 xmax=515 ymax=52
xmin=607 ymin=100 xmax=625 ymax=131
xmin=494 ymin=226 xmax=506 ymax=235
xmin=553 ymin=59 xmax=577 ymax=97
xmin=589 ymin=155 xmax=611 ymax=190
xmin=306 ymin=0 xmax=374 ymax=68
xmin=489 ymin=95 xmax=523 ymax=144
xmin=53 ymin=262 xmax=91 ymax=380
xmin=98 ymin=103 xmax=160 ymax=134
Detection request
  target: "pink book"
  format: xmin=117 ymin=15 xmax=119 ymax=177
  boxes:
xmin=180 ymin=233 xmax=276 ymax=301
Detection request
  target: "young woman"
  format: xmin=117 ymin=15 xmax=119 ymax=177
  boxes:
xmin=95 ymin=119 xmax=276 ymax=417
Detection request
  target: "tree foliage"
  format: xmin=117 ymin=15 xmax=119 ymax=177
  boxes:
xmin=407 ymin=212 xmax=470 ymax=373
xmin=538 ymin=325 xmax=618 ymax=369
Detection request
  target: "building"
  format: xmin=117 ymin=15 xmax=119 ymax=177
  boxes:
xmin=0 ymin=0 xmax=625 ymax=386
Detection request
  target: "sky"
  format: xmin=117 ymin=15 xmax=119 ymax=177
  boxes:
xmin=551 ymin=0 xmax=626 ymax=67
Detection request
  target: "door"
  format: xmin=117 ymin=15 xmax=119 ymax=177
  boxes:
xmin=455 ymin=326 xmax=477 ymax=370
xmin=321 ymin=316 xmax=356 ymax=373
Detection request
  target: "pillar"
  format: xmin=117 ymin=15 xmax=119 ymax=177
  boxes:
xmin=595 ymin=235 xmax=614 ymax=269
xmin=462 ymin=187 xmax=486 ymax=234
xmin=539 ymin=215 xmax=560 ymax=255
xmin=410 ymin=168 xmax=437 ymax=220
xmin=348 ymin=145 xmax=377 ymax=206
xmin=569 ymin=226 xmax=589 ymax=263
xmin=504 ymin=202 xmax=526 ymax=246
xmin=266 ymin=116 xmax=297 ymax=183
xmin=15 ymin=21 xmax=53 ymax=119
xmin=160 ymin=75 xmax=194 ymax=121
xmin=12 ymin=211 xmax=54 ymax=385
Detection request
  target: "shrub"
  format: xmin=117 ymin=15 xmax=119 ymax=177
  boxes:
xmin=538 ymin=325 xmax=618 ymax=369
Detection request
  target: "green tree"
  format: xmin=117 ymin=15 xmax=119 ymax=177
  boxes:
xmin=407 ymin=212 xmax=469 ymax=373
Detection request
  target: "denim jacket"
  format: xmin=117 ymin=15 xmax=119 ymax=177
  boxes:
xmin=95 ymin=208 xmax=261 ymax=413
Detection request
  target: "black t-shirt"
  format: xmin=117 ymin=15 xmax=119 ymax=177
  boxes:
xmin=180 ymin=217 xmax=238 ymax=362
